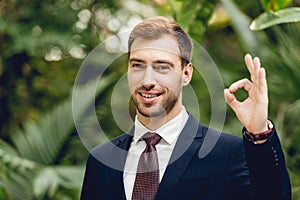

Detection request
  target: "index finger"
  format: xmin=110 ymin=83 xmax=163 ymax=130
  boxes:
xmin=228 ymin=78 xmax=252 ymax=93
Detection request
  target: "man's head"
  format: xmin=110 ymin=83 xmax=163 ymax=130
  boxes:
xmin=128 ymin=16 xmax=193 ymax=68
xmin=127 ymin=16 xmax=193 ymax=128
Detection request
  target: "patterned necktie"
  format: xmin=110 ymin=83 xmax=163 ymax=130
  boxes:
xmin=132 ymin=132 xmax=162 ymax=200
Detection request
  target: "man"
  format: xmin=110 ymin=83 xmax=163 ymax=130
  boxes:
xmin=81 ymin=16 xmax=291 ymax=200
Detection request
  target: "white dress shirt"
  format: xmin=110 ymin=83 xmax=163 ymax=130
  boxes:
xmin=123 ymin=106 xmax=189 ymax=200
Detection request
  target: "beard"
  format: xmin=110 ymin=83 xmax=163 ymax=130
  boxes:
xmin=131 ymin=88 xmax=179 ymax=118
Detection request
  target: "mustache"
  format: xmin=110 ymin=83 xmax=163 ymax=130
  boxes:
xmin=132 ymin=84 xmax=164 ymax=92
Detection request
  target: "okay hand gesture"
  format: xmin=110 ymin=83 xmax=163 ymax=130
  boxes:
xmin=224 ymin=54 xmax=269 ymax=134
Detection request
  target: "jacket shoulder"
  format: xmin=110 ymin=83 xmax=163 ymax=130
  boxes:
xmin=90 ymin=133 xmax=132 ymax=153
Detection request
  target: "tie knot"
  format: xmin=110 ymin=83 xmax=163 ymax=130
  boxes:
xmin=142 ymin=132 xmax=161 ymax=146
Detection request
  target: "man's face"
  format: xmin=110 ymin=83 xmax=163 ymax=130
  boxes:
xmin=127 ymin=35 xmax=191 ymax=119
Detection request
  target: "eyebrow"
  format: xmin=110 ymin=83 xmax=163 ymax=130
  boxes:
xmin=129 ymin=57 xmax=175 ymax=67
xmin=153 ymin=60 xmax=174 ymax=67
xmin=129 ymin=58 xmax=145 ymax=63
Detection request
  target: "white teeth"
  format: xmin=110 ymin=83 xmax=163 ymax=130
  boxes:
xmin=141 ymin=93 xmax=157 ymax=98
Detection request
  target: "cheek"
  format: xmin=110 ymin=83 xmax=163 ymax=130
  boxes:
xmin=127 ymin=72 xmax=140 ymax=93
xmin=161 ymin=73 xmax=183 ymax=91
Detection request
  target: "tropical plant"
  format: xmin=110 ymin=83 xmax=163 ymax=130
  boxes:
xmin=0 ymin=75 xmax=117 ymax=199
xmin=250 ymin=0 xmax=300 ymax=30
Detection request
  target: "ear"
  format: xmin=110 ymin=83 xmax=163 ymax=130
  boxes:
xmin=182 ymin=63 xmax=193 ymax=86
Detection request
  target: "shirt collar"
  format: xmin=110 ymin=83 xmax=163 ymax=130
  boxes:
xmin=133 ymin=106 xmax=189 ymax=145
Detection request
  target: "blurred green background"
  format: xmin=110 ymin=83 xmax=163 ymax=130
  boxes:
xmin=0 ymin=0 xmax=299 ymax=199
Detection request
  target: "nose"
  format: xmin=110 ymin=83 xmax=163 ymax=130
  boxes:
xmin=142 ymin=66 xmax=156 ymax=90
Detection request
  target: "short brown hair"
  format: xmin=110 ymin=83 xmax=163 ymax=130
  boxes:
xmin=128 ymin=16 xmax=193 ymax=67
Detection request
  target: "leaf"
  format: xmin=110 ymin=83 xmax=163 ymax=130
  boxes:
xmin=250 ymin=7 xmax=300 ymax=31
xmin=1 ymin=71 xmax=117 ymax=198
xmin=260 ymin=0 xmax=292 ymax=12
xmin=0 ymin=149 xmax=37 ymax=170
xmin=0 ymin=171 xmax=34 ymax=200
xmin=33 ymin=168 xmax=59 ymax=198
xmin=33 ymin=166 xmax=84 ymax=198
xmin=11 ymin=99 xmax=74 ymax=165
xmin=0 ymin=140 xmax=18 ymax=156
xmin=0 ymin=154 xmax=37 ymax=200
xmin=10 ymin=74 xmax=116 ymax=165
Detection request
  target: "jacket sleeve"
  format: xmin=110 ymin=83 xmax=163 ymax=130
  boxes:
xmin=243 ymin=127 xmax=292 ymax=200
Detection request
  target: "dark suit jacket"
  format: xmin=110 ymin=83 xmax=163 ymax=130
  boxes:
xmin=81 ymin=114 xmax=291 ymax=200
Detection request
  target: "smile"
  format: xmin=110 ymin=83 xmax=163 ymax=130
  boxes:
xmin=140 ymin=93 xmax=160 ymax=98
xmin=138 ymin=91 xmax=164 ymax=99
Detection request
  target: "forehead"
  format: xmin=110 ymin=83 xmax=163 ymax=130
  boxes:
xmin=130 ymin=35 xmax=181 ymax=60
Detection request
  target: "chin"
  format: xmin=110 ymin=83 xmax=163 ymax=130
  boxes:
xmin=138 ymin=106 xmax=167 ymax=118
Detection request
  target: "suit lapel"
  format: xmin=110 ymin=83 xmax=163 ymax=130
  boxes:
xmin=108 ymin=128 xmax=134 ymax=200
xmin=109 ymin=115 xmax=204 ymax=199
xmin=156 ymin=114 xmax=204 ymax=197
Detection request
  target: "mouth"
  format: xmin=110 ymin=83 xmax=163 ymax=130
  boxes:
xmin=140 ymin=93 xmax=160 ymax=98
xmin=137 ymin=92 xmax=162 ymax=103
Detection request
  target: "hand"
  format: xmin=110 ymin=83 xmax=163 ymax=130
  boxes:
xmin=224 ymin=54 xmax=269 ymax=134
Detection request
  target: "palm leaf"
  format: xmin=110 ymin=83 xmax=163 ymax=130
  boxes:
xmin=33 ymin=166 xmax=84 ymax=199
xmin=0 ymin=140 xmax=18 ymax=156
xmin=0 ymin=74 xmax=117 ymax=199
xmin=0 ymin=148 xmax=37 ymax=200
xmin=10 ymin=74 xmax=116 ymax=165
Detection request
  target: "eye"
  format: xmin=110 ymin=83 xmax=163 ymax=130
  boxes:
xmin=131 ymin=63 xmax=146 ymax=69
xmin=153 ymin=65 xmax=171 ymax=72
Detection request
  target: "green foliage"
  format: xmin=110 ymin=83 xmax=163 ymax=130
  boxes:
xmin=0 ymin=149 xmax=37 ymax=200
xmin=11 ymin=100 xmax=74 ymax=165
xmin=33 ymin=166 xmax=83 ymax=199
xmin=248 ymin=0 xmax=300 ymax=31
xmin=0 ymin=0 xmax=122 ymax=139
xmin=0 ymin=0 xmax=81 ymax=140
xmin=260 ymin=0 xmax=292 ymax=11
xmin=0 ymin=74 xmax=117 ymax=199
xmin=170 ymin=0 xmax=218 ymax=42
xmin=250 ymin=7 xmax=300 ymax=30
xmin=220 ymin=0 xmax=263 ymax=53
xmin=0 ymin=0 xmax=79 ymax=58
